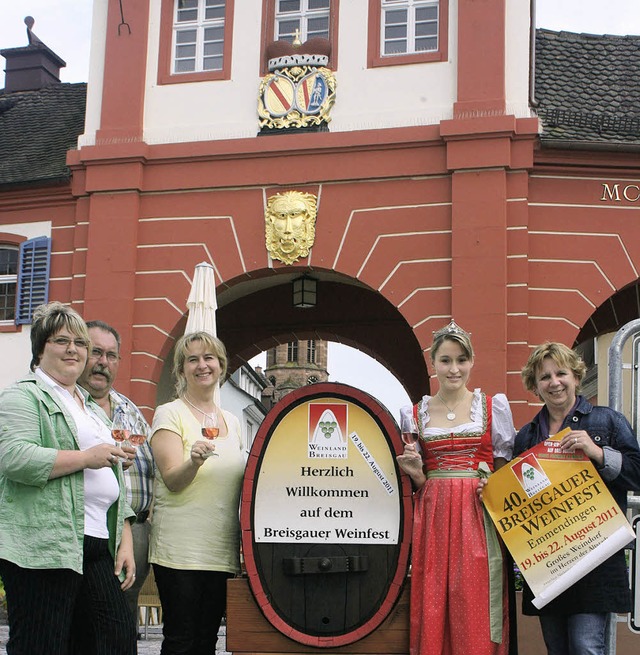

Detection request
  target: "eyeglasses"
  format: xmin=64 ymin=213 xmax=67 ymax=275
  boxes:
xmin=48 ymin=337 xmax=90 ymax=349
xmin=90 ymin=347 xmax=120 ymax=363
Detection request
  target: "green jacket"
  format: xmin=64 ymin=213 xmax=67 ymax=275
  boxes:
xmin=0 ymin=373 xmax=134 ymax=574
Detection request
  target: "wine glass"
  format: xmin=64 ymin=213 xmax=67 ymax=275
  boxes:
xmin=128 ymin=416 xmax=147 ymax=448
xmin=111 ymin=409 xmax=130 ymax=446
xmin=400 ymin=412 xmax=419 ymax=446
xmin=201 ymin=412 xmax=219 ymax=458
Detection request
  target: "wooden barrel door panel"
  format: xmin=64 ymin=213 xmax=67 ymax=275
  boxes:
xmin=241 ymin=383 xmax=413 ymax=647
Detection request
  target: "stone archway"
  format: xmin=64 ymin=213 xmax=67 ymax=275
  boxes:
xmin=153 ymin=270 xmax=429 ymax=409
xmin=575 ymin=279 xmax=640 ymax=346
xmin=217 ymin=273 xmax=429 ymax=404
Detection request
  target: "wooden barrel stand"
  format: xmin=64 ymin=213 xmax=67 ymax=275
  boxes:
xmin=226 ymin=576 xmax=410 ymax=655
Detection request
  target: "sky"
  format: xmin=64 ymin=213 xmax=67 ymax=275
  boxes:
xmin=1 ymin=0 xmax=638 ymax=421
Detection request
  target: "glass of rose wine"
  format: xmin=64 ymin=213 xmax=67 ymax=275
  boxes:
xmin=400 ymin=413 xmax=419 ymax=446
xmin=112 ymin=409 xmax=130 ymax=444
xmin=111 ymin=409 xmax=131 ymax=460
xmin=201 ymin=412 xmax=219 ymax=458
xmin=128 ymin=416 xmax=147 ymax=448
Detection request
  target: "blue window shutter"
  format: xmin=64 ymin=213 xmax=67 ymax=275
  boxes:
xmin=16 ymin=236 xmax=51 ymax=325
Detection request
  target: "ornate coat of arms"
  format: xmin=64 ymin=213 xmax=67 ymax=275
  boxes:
xmin=258 ymin=38 xmax=337 ymax=132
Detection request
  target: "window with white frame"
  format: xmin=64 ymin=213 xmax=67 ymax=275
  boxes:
xmin=275 ymin=0 xmax=330 ymax=42
xmin=173 ymin=0 xmax=226 ymax=73
xmin=381 ymin=0 xmax=439 ymax=56
xmin=0 ymin=246 xmax=18 ymax=323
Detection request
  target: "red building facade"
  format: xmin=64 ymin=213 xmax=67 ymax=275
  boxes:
xmin=1 ymin=1 xmax=639 ymax=428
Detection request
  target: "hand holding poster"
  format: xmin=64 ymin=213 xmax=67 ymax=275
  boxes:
xmin=483 ymin=428 xmax=635 ymax=609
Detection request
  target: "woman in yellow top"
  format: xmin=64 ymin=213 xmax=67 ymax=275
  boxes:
xmin=149 ymin=331 xmax=245 ymax=654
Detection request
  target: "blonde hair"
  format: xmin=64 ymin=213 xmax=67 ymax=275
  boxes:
xmin=173 ymin=331 xmax=228 ymax=396
xmin=521 ymin=342 xmax=586 ymax=394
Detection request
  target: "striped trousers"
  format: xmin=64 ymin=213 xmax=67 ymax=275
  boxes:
xmin=0 ymin=536 xmax=136 ymax=655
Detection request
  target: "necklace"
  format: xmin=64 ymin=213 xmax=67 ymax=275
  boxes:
xmin=182 ymin=393 xmax=216 ymax=420
xmin=437 ymin=392 xmax=467 ymax=421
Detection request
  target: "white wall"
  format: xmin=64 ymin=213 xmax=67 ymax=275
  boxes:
xmin=505 ymin=0 xmax=534 ymax=118
xmin=0 ymin=326 xmax=32 ymax=391
xmin=220 ymin=368 xmax=267 ymax=454
xmin=330 ymin=0 xmax=457 ymax=132
xmin=143 ymin=0 xmax=264 ymax=143
xmin=81 ymin=0 xmax=533 ymax=146
xmin=78 ymin=0 xmax=107 ymax=147
xmin=0 ymin=221 xmax=52 ymax=391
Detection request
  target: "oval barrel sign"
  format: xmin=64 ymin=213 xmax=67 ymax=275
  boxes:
xmin=241 ymin=382 xmax=413 ymax=647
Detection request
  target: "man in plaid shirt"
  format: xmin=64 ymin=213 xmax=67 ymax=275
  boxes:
xmin=79 ymin=320 xmax=155 ymax=634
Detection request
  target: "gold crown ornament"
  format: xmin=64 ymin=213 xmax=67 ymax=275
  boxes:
xmin=432 ymin=320 xmax=471 ymax=340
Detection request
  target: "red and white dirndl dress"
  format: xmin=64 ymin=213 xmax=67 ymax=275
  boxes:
xmin=409 ymin=392 xmax=509 ymax=655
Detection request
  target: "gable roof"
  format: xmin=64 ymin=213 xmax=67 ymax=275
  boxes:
xmin=535 ymin=29 xmax=640 ymax=148
xmin=0 ymin=82 xmax=86 ymax=189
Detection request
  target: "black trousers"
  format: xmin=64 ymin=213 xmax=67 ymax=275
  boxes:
xmin=153 ymin=563 xmax=231 ymax=655
xmin=0 ymin=536 xmax=136 ymax=655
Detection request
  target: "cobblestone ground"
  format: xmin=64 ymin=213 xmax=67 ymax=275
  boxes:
xmin=0 ymin=622 xmax=229 ymax=655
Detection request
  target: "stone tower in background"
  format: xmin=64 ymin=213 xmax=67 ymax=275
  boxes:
xmin=261 ymin=339 xmax=328 ymax=407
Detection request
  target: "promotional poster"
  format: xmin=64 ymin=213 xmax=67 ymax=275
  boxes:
xmin=483 ymin=428 xmax=635 ymax=608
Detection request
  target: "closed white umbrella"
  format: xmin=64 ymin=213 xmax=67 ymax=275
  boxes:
xmin=185 ymin=261 xmax=220 ymax=403
xmin=185 ymin=262 xmax=217 ymax=336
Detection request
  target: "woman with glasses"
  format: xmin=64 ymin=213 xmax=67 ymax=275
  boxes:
xmin=0 ymin=301 xmax=137 ymax=655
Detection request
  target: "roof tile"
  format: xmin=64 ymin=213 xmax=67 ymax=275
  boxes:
xmin=0 ymin=83 xmax=86 ymax=188
xmin=535 ymin=29 xmax=640 ymax=146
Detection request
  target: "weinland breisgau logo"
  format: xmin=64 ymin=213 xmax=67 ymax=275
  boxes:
xmin=511 ymin=453 xmax=552 ymax=498
xmin=308 ymin=403 xmax=348 ymax=459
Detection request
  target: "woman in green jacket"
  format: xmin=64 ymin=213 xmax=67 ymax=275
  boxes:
xmin=0 ymin=302 xmax=137 ymax=655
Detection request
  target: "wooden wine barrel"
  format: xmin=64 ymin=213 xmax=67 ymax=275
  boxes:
xmin=241 ymin=382 xmax=413 ymax=648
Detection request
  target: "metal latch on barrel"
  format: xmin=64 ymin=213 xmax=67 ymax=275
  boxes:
xmin=282 ymin=555 xmax=369 ymax=575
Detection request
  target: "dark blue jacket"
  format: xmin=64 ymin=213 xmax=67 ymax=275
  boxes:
xmin=514 ymin=396 xmax=640 ymax=615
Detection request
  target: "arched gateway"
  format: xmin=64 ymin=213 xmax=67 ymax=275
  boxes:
xmin=1 ymin=3 xmax=640 ymax=433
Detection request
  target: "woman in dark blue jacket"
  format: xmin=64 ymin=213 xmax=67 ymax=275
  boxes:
xmin=515 ymin=342 xmax=640 ymax=655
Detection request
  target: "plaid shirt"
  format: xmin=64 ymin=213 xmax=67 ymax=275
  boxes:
xmin=110 ymin=389 xmax=154 ymax=514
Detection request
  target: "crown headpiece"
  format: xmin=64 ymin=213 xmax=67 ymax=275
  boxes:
xmin=432 ymin=319 xmax=471 ymax=340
